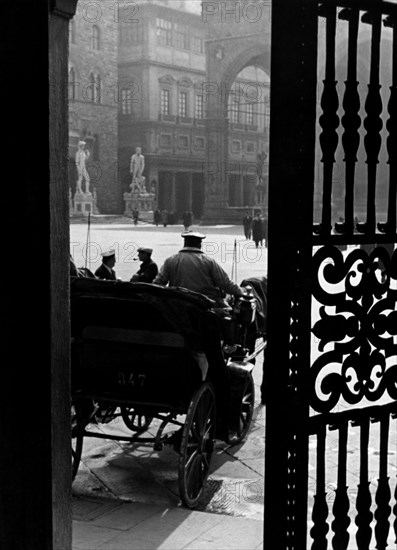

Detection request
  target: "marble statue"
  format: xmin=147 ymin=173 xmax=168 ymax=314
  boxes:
xmin=130 ymin=146 xmax=145 ymax=192
xmin=75 ymin=140 xmax=90 ymax=194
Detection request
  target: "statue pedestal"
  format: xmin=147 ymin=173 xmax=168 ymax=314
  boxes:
xmin=72 ymin=191 xmax=94 ymax=216
xmin=123 ymin=191 xmax=155 ymax=218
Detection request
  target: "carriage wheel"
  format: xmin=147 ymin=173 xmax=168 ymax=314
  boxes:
xmin=71 ymin=404 xmax=84 ymax=481
xmin=178 ymin=382 xmax=216 ymax=508
xmin=120 ymin=406 xmax=153 ymax=433
xmin=227 ymin=373 xmax=255 ymax=446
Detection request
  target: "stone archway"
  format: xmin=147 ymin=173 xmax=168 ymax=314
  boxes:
xmin=202 ymin=0 xmax=271 ymax=220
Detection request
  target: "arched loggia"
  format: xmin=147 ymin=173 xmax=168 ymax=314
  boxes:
xmin=204 ymin=38 xmax=271 ymax=221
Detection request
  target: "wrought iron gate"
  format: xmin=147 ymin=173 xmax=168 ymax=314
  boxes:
xmin=264 ymin=1 xmax=397 ymax=548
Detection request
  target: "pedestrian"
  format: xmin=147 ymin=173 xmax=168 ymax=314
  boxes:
xmin=252 ymin=212 xmax=264 ymax=248
xmin=182 ymin=210 xmax=192 ymax=231
xmin=168 ymin=210 xmax=176 ymax=225
xmin=183 ymin=210 xmax=189 ymax=231
xmin=95 ymin=249 xmax=117 ymax=280
xmin=262 ymin=216 xmax=268 ymax=248
xmin=132 ymin=207 xmax=139 ymax=226
xmin=153 ymin=231 xmax=245 ymax=308
xmin=242 ymin=210 xmax=253 ymax=240
xmin=130 ymin=247 xmax=158 ymax=283
xmin=161 ymin=209 xmax=168 ymax=227
xmin=153 ymin=208 xmax=161 ymax=227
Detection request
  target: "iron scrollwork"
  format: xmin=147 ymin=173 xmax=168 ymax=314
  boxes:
xmin=310 ymin=245 xmax=397 ymax=412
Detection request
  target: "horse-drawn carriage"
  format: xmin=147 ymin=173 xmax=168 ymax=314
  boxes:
xmin=71 ymin=276 xmax=266 ymax=508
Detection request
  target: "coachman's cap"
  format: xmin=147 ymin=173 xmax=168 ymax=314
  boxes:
xmin=101 ymin=249 xmax=116 ymax=258
xmin=78 ymin=140 xmax=86 ymax=146
xmin=138 ymin=247 xmax=153 ymax=255
xmin=181 ymin=231 xmax=206 ymax=239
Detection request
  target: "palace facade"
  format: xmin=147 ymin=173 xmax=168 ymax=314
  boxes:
xmin=68 ymin=0 xmax=119 ymax=213
xmin=69 ymin=0 xmax=270 ymax=219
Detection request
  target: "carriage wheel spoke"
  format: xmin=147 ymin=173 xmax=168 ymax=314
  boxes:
xmin=179 ymin=383 xmax=216 ymax=508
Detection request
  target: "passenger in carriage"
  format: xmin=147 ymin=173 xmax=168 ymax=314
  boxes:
xmin=153 ymin=231 xmax=245 ymax=308
xmin=130 ymin=247 xmax=158 ymax=283
xmin=95 ymin=249 xmax=117 ymax=281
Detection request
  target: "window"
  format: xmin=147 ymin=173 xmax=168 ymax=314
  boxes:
xmin=121 ymin=88 xmax=132 ymax=114
xmin=230 ymin=99 xmax=240 ymax=124
xmin=92 ymin=25 xmax=100 ymax=50
xmin=89 ymin=72 xmax=101 ymax=103
xmin=120 ymin=23 xmax=143 ymax=44
xmin=178 ymin=91 xmax=187 ymax=118
xmin=265 ymin=104 xmax=270 ymax=131
xmin=178 ymin=135 xmax=189 ymax=148
xmin=160 ymin=89 xmax=170 ymax=115
xmin=156 ymin=18 xmax=172 ymax=46
xmin=174 ymin=23 xmax=189 ymax=50
xmin=246 ymin=103 xmax=254 ymax=126
xmin=89 ymin=73 xmax=96 ymax=102
xmin=232 ymin=140 xmax=241 ymax=153
xmin=94 ymin=74 xmax=101 ymax=103
xmin=195 ymin=136 xmax=205 ymax=149
xmin=192 ymin=37 xmax=204 ymax=54
xmin=246 ymin=141 xmax=256 ymax=153
xmin=195 ymin=94 xmax=204 ymax=119
xmin=160 ymin=134 xmax=172 ymax=147
xmin=68 ymin=67 xmax=77 ymax=101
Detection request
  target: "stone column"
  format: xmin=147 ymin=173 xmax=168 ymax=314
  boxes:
xmin=204 ymin=117 xmax=229 ymax=218
xmin=0 ymin=2 xmax=77 ymax=549
xmin=239 ymin=172 xmax=244 ymax=206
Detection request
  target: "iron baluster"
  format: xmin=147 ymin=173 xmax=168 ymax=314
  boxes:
xmin=372 ymin=412 xmax=391 ymax=549
xmin=379 ymin=14 xmax=397 ymax=235
xmin=354 ymin=416 xmax=373 ymax=549
xmin=357 ymin=8 xmax=383 ymax=235
xmin=336 ymin=8 xmax=361 ymax=236
xmin=331 ymin=420 xmax=350 ymax=549
xmin=393 ymin=412 xmax=397 ymax=544
xmin=310 ymin=424 xmax=329 ymax=549
xmin=316 ymin=2 xmax=340 ymax=237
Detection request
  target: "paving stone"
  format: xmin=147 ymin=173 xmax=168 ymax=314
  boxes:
xmin=91 ymin=501 xmax=165 ymax=531
xmin=73 ymin=498 xmax=122 ymax=521
xmin=73 ymin=462 xmax=115 ymax=500
xmin=182 ymin=515 xmax=263 ymax=550
xmin=85 ymin=447 xmax=179 ymax=506
xmin=72 ymin=520 xmax=121 ymax=549
xmin=96 ymin=508 xmax=225 ymax=550
xmin=210 ymin=452 xmax=260 ymax=479
xmin=201 ymin=477 xmax=264 ymax=521
xmin=226 ymin=432 xmax=265 ymax=460
xmin=240 ymin=457 xmax=265 ymax=477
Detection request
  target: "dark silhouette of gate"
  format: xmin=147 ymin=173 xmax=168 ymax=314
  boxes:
xmin=264 ymin=1 xmax=397 ymax=548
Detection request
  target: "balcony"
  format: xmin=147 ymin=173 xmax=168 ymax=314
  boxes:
xmin=177 ymin=116 xmax=193 ymax=124
xmin=193 ymin=118 xmax=206 ymax=127
xmin=158 ymin=114 xmax=176 ymax=122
